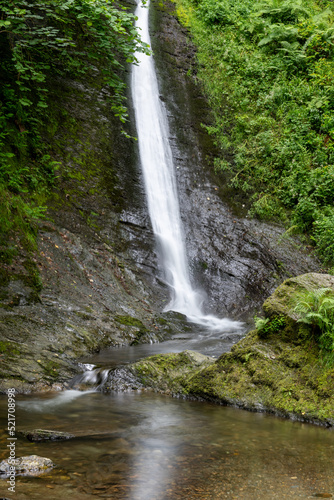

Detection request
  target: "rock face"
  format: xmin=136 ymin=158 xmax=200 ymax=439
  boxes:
xmin=124 ymin=274 xmax=334 ymax=426
xmin=0 ymin=455 xmax=54 ymax=477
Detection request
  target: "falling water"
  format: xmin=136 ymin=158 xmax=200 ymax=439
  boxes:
xmin=132 ymin=0 xmax=241 ymax=332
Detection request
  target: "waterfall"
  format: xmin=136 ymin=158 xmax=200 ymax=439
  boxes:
xmin=131 ymin=1 xmax=241 ymax=332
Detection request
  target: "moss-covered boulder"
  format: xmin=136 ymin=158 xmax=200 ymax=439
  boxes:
xmin=131 ymin=350 xmax=215 ymax=394
xmin=128 ymin=273 xmax=334 ymax=426
xmin=263 ymin=273 xmax=334 ymax=319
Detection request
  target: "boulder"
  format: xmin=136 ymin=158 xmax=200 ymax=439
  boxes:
xmin=126 ymin=274 xmax=334 ymax=426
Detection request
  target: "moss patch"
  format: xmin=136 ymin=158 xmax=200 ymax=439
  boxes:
xmin=115 ymin=315 xmax=147 ymax=329
xmin=0 ymin=341 xmax=21 ymax=357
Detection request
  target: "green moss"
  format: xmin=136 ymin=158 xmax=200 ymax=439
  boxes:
xmin=0 ymin=268 xmax=10 ymax=288
xmin=156 ymin=317 xmax=168 ymax=325
xmin=22 ymin=259 xmax=43 ymax=292
xmin=115 ymin=315 xmax=147 ymax=329
xmin=0 ymin=341 xmax=21 ymax=356
xmin=40 ymin=359 xmax=60 ymax=379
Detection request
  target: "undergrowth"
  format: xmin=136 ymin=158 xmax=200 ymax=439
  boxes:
xmin=174 ymin=0 xmax=334 ymax=264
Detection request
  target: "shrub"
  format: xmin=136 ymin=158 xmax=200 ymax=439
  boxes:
xmin=174 ymin=0 xmax=334 ymax=264
xmin=0 ymin=0 xmax=148 ymax=258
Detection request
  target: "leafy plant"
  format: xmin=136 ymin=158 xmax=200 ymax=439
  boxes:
xmin=256 ymin=0 xmax=310 ymax=25
xmin=293 ymin=287 xmax=334 ymax=352
xmin=254 ymin=314 xmax=286 ymax=336
xmin=174 ymin=0 xmax=334 ymax=264
xmin=313 ymin=211 xmax=334 ymax=262
xmin=254 ymin=315 xmax=270 ymax=330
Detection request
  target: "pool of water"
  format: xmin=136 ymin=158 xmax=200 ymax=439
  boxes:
xmin=79 ymin=325 xmax=246 ymax=369
xmin=1 ymin=390 xmax=333 ymax=499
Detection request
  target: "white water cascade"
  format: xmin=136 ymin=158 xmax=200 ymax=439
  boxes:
xmin=131 ymin=1 xmax=241 ymax=332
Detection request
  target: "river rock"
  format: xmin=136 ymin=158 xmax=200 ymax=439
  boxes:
xmin=0 ymin=455 xmax=54 ymax=476
xmin=19 ymin=429 xmax=75 ymax=442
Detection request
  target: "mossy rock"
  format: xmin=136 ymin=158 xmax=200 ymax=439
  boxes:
xmin=115 ymin=315 xmax=147 ymax=329
xmin=19 ymin=429 xmax=75 ymax=442
xmin=0 ymin=341 xmax=21 ymax=356
xmin=127 ymin=273 xmax=334 ymax=426
xmin=263 ymin=273 xmax=334 ymax=319
xmin=131 ymin=350 xmax=215 ymax=393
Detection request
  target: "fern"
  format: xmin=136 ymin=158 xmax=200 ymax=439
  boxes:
xmin=254 ymin=315 xmax=270 ymax=330
xmin=256 ymin=0 xmax=310 ymax=24
xmin=293 ymin=288 xmax=334 ymax=352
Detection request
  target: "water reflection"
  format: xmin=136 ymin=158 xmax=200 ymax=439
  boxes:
xmin=0 ymin=391 xmax=333 ymax=499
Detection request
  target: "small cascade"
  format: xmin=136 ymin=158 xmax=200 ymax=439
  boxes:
xmin=131 ymin=0 xmax=242 ymax=332
xmin=70 ymin=367 xmax=110 ymax=390
xmin=69 ymin=366 xmax=143 ymax=392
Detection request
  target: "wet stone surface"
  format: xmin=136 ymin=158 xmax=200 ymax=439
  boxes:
xmin=0 ymin=455 xmax=54 ymax=477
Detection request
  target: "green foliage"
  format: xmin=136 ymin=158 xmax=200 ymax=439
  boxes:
xmin=293 ymin=287 xmax=334 ymax=352
xmin=256 ymin=0 xmax=310 ymax=25
xmin=313 ymin=211 xmax=334 ymax=262
xmin=254 ymin=314 xmax=286 ymax=336
xmin=0 ymin=0 xmax=148 ymax=258
xmin=175 ymin=0 xmax=334 ymax=263
xmin=254 ymin=315 xmax=270 ymax=330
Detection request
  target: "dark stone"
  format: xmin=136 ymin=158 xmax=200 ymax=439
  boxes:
xmin=19 ymin=429 xmax=75 ymax=442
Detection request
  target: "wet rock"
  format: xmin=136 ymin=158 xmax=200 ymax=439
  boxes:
xmin=0 ymin=455 xmax=54 ymax=477
xmin=103 ymin=367 xmax=144 ymax=392
xmin=149 ymin=0 xmax=322 ymax=320
xmin=128 ymin=349 xmax=215 ymax=394
xmin=19 ymin=429 xmax=75 ymax=442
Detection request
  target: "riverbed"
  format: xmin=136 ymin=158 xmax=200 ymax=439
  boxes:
xmin=0 ymin=387 xmax=333 ymax=499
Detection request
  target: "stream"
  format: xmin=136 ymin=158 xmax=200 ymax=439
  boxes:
xmin=0 ymin=386 xmax=334 ymax=499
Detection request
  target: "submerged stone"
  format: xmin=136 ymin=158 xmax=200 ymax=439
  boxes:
xmin=0 ymin=455 xmax=54 ymax=477
xmin=19 ymin=429 xmax=75 ymax=442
